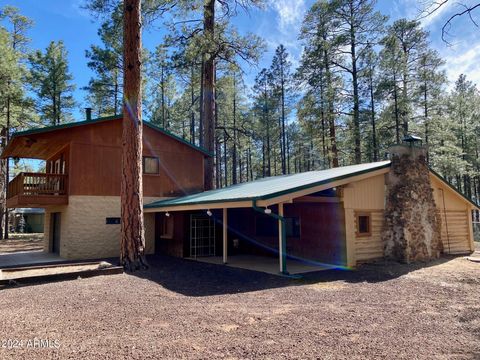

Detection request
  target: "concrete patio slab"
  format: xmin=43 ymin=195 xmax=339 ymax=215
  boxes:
xmin=190 ymin=255 xmax=333 ymax=275
xmin=0 ymin=251 xmax=64 ymax=268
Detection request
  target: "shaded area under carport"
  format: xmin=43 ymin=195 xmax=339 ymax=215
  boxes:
xmin=191 ymin=254 xmax=330 ymax=275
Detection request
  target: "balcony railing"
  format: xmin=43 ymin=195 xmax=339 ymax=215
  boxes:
xmin=7 ymin=172 xmax=68 ymax=199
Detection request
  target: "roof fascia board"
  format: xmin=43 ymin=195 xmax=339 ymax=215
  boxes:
xmin=143 ymin=200 xmax=253 ymax=213
xmin=11 ymin=115 xmax=122 ymax=138
xmin=144 ymin=122 xmax=212 ymax=157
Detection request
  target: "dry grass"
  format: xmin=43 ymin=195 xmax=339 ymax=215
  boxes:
xmin=0 ymin=253 xmax=479 ymax=359
xmin=0 ymin=233 xmax=44 ymax=254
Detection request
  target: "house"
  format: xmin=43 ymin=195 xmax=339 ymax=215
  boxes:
xmin=2 ymin=114 xmax=477 ymax=273
xmin=145 ymin=153 xmax=477 ymax=272
xmin=12 ymin=208 xmax=45 ymax=233
xmin=2 ymin=114 xmax=209 ymax=259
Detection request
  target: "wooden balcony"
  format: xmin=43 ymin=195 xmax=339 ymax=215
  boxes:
xmin=6 ymin=172 xmax=68 ymax=208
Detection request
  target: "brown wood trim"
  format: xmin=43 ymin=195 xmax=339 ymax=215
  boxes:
xmin=293 ymin=196 xmax=341 ymax=203
xmin=355 ymin=211 xmax=372 ymax=237
xmin=6 ymin=194 xmax=68 ymax=208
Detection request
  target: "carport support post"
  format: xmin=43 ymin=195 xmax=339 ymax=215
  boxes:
xmin=252 ymin=200 xmax=288 ymax=275
xmin=278 ymin=203 xmax=287 ymax=274
xmin=223 ymin=208 xmax=228 ymax=264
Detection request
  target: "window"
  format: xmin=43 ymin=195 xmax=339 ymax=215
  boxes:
xmin=106 ymin=217 xmax=121 ymax=225
xmin=356 ymin=213 xmax=371 ymax=236
xmin=143 ymin=156 xmax=159 ymax=174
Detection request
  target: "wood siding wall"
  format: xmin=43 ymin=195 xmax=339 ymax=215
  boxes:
xmin=354 ymin=210 xmax=384 ymax=262
xmin=342 ymin=174 xmax=386 ymax=266
xmin=224 ymin=203 xmax=346 ymax=265
xmin=68 ymin=121 xmax=204 ymax=197
xmin=431 ymin=175 xmax=474 ymax=254
xmin=13 ymin=118 xmax=205 ymax=198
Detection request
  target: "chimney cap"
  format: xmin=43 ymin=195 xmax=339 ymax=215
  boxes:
xmin=85 ymin=107 xmax=92 ymax=121
xmin=402 ymin=134 xmax=422 ymax=146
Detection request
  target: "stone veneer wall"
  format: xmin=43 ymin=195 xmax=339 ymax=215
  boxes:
xmin=44 ymin=196 xmax=162 ymax=260
xmin=382 ymin=145 xmax=443 ymax=263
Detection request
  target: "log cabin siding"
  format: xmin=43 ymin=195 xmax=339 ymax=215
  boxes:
xmin=431 ymin=175 xmax=474 ymax=254
xmin=438 ymin=210 xmax=472 ymax=254
xmin=342 ymin=174 xmax=386 ymax=266
xmin=354 ymin=210 xmax=385 ymax=262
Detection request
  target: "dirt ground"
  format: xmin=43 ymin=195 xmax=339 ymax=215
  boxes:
xmin=0 ymin=233 xmax=44 ymax=253
xmin=0 ymin=248 xmax=479 ymax=359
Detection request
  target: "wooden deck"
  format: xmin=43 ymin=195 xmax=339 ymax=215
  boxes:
xmin=6 ymin=172 xmax=68 ymax=208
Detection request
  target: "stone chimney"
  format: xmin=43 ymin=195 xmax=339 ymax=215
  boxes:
xmin=382 ymin=141 xmax=443 ymax=263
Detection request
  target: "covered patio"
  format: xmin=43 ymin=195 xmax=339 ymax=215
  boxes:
xmin=190 ymin=254 xmax=330 ymax=275
xmin=145 ymin=161 xmax=391 ymax=275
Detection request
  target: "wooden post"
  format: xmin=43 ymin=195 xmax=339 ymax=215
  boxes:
xmin=223 ymin=208 xmax=227 ymax=264
xmin=467 ymin=206 xmax=475 ymax=252
xmin=342 ymin=186 xmax=356 ymax=268
xmin=278 ymin=203 xmax=284 ymax=273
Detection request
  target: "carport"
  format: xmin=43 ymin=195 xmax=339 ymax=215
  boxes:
xmin=144 ymin=161 xmax=391 ymax=275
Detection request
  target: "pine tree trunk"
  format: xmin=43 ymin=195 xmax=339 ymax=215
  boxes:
xmin=223 ymin=110 xmax=228 ymax=187
xmin=4 ymin=97 xmax=10 ymax=240
xmin=114 ymin=76 xmax=119 ymax=115
xmin=190 ymin=64 xmax=196 ymax=144
xmin=280 ymin=62 xmax=286 ymax=174
xmin=199 ymin=60 xmax=204 ymax=147
xmin=424 ymin=82 xmax=429 ymax=164
xmin=248 ymin=146 xmax=253 ymax=180
xmin=370 ymin=70 xmax=378 ymax=162
xmin=232 ymin=73 xmax=237 ymax=184
xmin=161 ymin=66 xmax=166 ymax=128
xmin=121 ymin=0 xmax=146 ymax=271
xmin=393 ymin=72 xmax=400 ymax=143
xmin=215 ymin=91 xmax=221 ymax=188
xmin=349 ymin=2 xmax=361 ymax=164
xmin=0 ymin=127 xmax=6 ymax=240
xmin=202 ymin=0 xmax=215 ymax=190
xmin=324 ymin=48 xmax=338 ymax=168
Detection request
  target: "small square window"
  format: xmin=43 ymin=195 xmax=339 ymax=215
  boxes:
xmin=143 ymin=157 xmax=159 ymax=174
xmin=356 ymin=213 xmax=371 ymax=236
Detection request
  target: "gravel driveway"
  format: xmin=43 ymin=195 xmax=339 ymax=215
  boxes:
xmin=0 ymin=252 xmax=479 ymax=359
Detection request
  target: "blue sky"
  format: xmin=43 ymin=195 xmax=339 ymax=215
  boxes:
xmin=3 ymin=0 xmax=480 ymax=121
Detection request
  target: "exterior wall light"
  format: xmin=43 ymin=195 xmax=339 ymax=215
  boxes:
xmin=165 ymin=212 xmax=170 ymax=217
xmin=206 ymin=210 xmax=212 ymax=217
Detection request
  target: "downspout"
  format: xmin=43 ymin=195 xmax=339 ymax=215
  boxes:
xmin=252 ymin=199 xmax=288 ymax=275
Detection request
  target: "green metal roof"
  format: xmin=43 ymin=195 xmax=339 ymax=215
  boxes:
xmin=10 ymin=115 xmax=212 ymax=157
xmin=145 ymin=160 xmax=392 ymax=209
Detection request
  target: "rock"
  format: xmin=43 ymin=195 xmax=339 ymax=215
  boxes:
xmin=382 ymin=145 xmax=442 ymax=263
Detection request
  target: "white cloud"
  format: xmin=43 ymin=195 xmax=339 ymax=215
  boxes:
xmin=261 ymin=0 xmax=307 ymax=68
xmin=442 ymin=42 xmax=480 ymax=87
xmin=418 ymin=0 xmax=455 ymax=28
xmin=269 ymin=0 xmax=306 ymax=33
